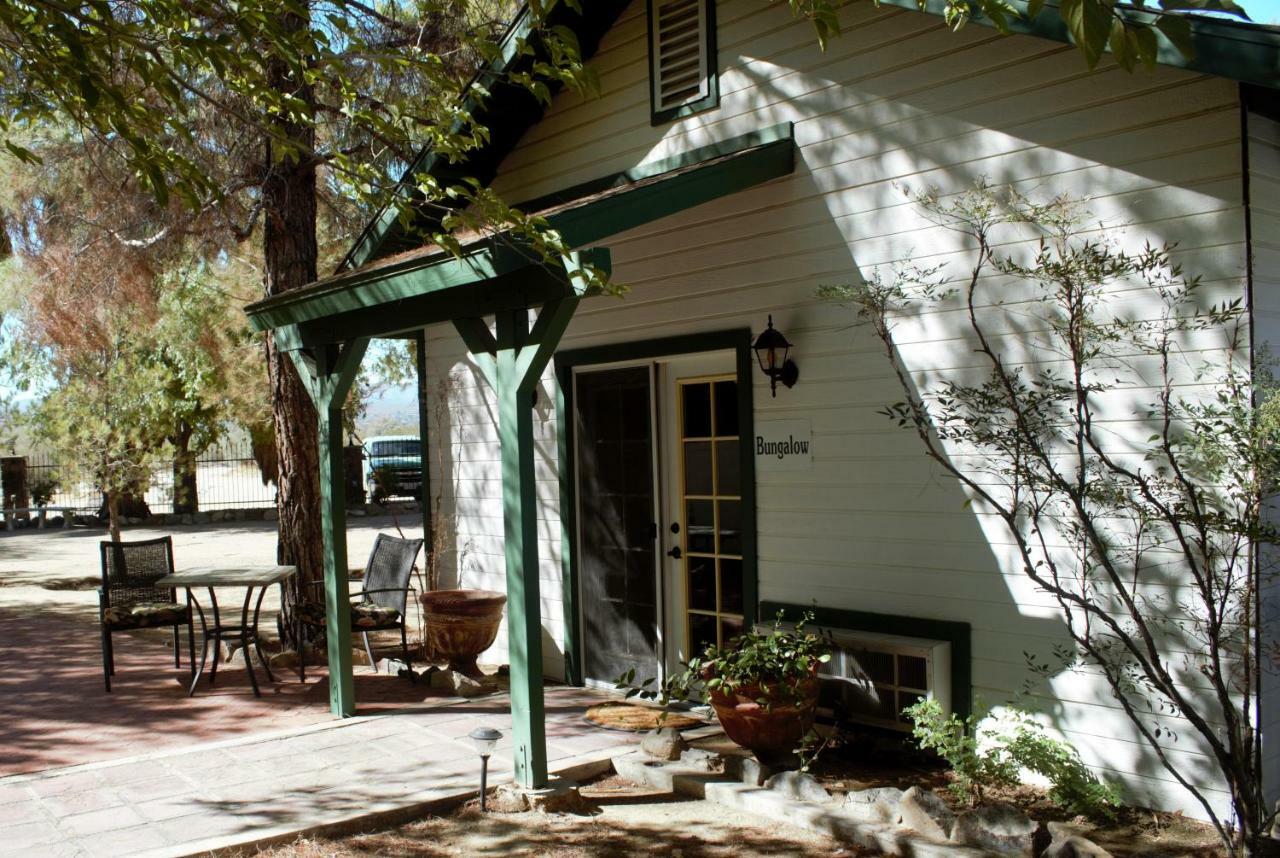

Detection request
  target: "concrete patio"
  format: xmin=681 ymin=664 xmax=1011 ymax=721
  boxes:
xmin=0 ymin=686 xmax=649 ymax=858
xmin=0 ymin=518 xmax=672 ymax=857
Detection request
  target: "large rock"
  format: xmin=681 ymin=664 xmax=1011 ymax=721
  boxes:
xmin=641 ymin=727 xmax=688 ymax=761
xmin=427 ymin=667 xmax=492 ymax=697
xmin=678 ymin=748 xmax=725 ymax=772
xmin=953 ymin=802 xmax=1038 ymax=856
xmin=842 ymin=786 xmax=904 ymax=823
xmin=490 ymin=778 xmax=585 ymax=813
xmin=764 ymin=771 xmax=833 ymax=805
xmin=1044 ymin=824 xmax=1116 ymax=858
xmin=898 ymin=786 xmax=956 ymax=841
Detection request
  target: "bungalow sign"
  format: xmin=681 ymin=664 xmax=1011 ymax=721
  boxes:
xmin=754 ymin=419 xmax=813 ymax=471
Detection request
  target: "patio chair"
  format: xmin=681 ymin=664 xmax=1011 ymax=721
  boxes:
xmin=99 ymin=536 xmax=199 ymax=693
xmin=298 ymin=533 xmax=423 ymax=682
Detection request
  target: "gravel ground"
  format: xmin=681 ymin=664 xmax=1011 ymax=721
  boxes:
xmin=240 ymin=775 xmax=860 ymax=857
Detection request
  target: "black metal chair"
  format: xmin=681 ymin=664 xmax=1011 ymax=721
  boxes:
xmin=299 ymin=533 xmax=423 ymax=681
xmin=99 ymin=536 xmax=201 ymax=693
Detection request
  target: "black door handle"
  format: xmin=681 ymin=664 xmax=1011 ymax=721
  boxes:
xmin=667 ymin=546 xmax=682 ymax=560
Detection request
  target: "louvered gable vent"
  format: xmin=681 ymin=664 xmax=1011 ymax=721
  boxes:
xmin=649 ymin=0 xmax=715 ymax=117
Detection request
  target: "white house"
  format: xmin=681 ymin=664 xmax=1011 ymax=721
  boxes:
xmin=246 ymin=0 xmax=1280 ymax=820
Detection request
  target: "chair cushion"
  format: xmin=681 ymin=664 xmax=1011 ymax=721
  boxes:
xmin=104 ymin=602 xmax=189 ymax=630
xmin=298 ymin=600 xmax=401 ymax=628
xmin=351 ymin=602 xmax=400 ymax=628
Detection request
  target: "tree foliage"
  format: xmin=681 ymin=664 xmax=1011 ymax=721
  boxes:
xmin=822 ymin=183 xmax=1278 ymax=855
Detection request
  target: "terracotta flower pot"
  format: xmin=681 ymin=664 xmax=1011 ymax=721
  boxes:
xmin=706 ymin=675 xmax=820 ymax=766
xmin=418 ymin=588 xmax=506 ymax=678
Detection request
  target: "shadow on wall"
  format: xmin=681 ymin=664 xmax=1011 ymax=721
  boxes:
xmin=435 ymin=353 xmax=571 ymax=680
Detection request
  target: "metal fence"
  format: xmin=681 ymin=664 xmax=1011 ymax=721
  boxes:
xmin=8 ymin=444 xmax=277 ymax=514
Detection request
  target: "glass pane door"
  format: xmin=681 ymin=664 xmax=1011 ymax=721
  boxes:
xmin=677 ymin=374 xmax=742 ymax=655
xmin=575 ymin=366 xmax=660 ymax=684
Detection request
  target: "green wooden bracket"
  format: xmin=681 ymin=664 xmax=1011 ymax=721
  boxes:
xmin=284 ymin=348 xmax=321 ymax=406
xmin=515 ymin=297 xmax=578 ymax=386
xmin=316 ymin=339 xmax=369 ymax=408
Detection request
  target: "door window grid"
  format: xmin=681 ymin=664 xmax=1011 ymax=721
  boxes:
xmin=678 ymin=374 xmax=741 ymax=654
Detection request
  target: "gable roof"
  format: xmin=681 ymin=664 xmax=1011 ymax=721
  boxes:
xmin=344 ymin=0 xmax=1279 ymax=273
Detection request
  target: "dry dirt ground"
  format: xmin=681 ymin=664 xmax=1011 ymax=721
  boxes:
xmin=238 ymin=776 xmax=856 ymax=858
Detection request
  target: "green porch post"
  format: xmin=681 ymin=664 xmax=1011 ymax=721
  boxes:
xmin=288 ymin=338 xmax=369 ymax=718
xmin=496 ymin=307 xmax=545 ymax=787
xmin=455 ymin=295 xmax=579 ymax=788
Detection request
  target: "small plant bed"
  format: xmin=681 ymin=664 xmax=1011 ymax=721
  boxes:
xmin=723 ymin=726 xmax=1226 ymax=857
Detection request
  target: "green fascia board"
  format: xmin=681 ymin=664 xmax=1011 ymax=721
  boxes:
xmin=546 ymin=128 xmax=796 ymax=248
xmin=760 ymin=600 xmax=973 ymax=721
xmin=245 ymin=246 xmax=610 ymax=338
xmin=885 ymin=0 xmax=1279 ymax=88
xmin=513 ymin=122 xmax=794 ymax=212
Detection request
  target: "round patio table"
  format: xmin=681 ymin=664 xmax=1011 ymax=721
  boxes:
xmin=157 ymin=565 xmax=298 ymax=698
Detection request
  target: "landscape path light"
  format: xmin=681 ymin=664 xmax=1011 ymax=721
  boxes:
xmin=469 ymin=726 xmax=502 ymax=811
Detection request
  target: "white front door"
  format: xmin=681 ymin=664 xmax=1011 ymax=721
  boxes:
xmin=657 ymin=352 xmax=742 ymax=674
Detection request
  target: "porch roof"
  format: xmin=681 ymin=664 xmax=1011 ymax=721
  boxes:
xmin=244 ymin=122 xmax=796 ymax=345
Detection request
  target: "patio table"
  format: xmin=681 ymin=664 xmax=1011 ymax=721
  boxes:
xmin=157 ymin=565 xmax=297 ymax=698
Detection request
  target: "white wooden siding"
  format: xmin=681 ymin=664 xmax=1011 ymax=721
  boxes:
xmin=1248 ymin=107 xmax=1280 ymax=810
xmin=423 ymin=0 xmax=1249 ymax=817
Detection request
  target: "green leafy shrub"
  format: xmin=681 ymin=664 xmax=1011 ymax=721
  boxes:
xmin=29 ymin=474 xmax=59 ymax=507
xmin=904 ymin=698 xmax=1119 ymax=818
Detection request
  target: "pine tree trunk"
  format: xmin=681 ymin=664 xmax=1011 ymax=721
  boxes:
xmin=263 ymin=7 xmax=323 ymax=646
xmin=171 ymin=423 xmax=198 ymax=514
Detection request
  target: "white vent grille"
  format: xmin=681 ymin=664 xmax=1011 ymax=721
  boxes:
xmin=651 ymin=0 xmax=710 ymax=112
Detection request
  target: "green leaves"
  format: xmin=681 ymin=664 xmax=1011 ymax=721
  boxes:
xmin=1059 ymin=0 xmax=1115 ymax=68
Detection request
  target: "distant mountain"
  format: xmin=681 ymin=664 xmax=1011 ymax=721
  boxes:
xmin=358 ymin=384 xmax=419 ymax=437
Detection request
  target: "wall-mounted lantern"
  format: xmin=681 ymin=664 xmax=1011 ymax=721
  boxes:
xmin=753 ymin=315 xmax=799 ymax=398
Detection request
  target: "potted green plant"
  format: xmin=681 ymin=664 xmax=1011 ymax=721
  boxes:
xmin=619 ymin=613 xmax=831 ymax=765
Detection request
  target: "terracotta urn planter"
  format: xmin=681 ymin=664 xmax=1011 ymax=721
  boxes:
xmin=706 ymin=674 xmax=821 ymax=766
xmin=418 ymin=588 xmax=506 ymax=678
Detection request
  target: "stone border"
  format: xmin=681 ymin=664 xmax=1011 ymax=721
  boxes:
xmin=613 ymin=751 xmax=994 ymax=858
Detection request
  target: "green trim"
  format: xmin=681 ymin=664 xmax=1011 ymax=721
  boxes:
xmin=879 ymin=0 xmax=1280 ymax=90
xmin=548 ymin=132 xmax=794 ymax=249
xmin=554 ymin=328 xmax=757 ymax=687
xmin=647 ymin=0 xmax=720 ymax=127
xmin=513 ymin=123 xmax=793 ymax=213
xmin=760 ymin=600 xmax=973 ymax=721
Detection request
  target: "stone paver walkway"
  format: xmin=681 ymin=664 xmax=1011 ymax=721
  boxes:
xmin=0 ymin=687 xmax=646 ymax=858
